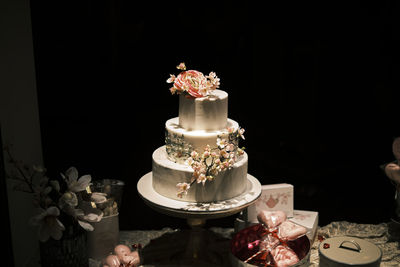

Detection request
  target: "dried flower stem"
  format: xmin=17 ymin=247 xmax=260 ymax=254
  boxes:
xmin=4 ymin=147 xmax=35 ymax=193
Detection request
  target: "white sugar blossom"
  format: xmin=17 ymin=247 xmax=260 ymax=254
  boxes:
xmin=186 ymin=157 xmax=194 ymax=165
xmin=199 ymin=87 xmax=209 ymax=96
xmin=220 ymin=149 xmax=230 ymax=159
xmin=175 ymin=126 xmax=246 ymax=198
xmin=167 ymin=74 xmax=176 ymax=83
xmin=30 ymin=206 xmax=65 ymax=242
xmin=190 ymin=150 xmax=199 ymax=159
xmin=205 ymin=156 xmax=213 ymax=166
xmin=176 ymin=62 xmax=186 ymax=70
xmin=217 ymin=138 xmax=226 ymax=148
xmin=206 ymin=72 xmax=220 ymax=90
xmin=207 ymin=72 xmax=217 ymax=79
xmin=226 ymin=143 xmax=235 ymax=152
xmin=169 ymin=86 xmax=177 ymax=94
xmin=197 ymin=173 xmax=207 ymax=185
xmin=239 ymin=128 xmax=245 ymax=140
xmin=176 ymin=182 xmax=191 ymax=198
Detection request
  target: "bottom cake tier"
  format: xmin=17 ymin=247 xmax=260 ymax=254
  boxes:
xmin=152 ymin=145 xmax=248 ymax=202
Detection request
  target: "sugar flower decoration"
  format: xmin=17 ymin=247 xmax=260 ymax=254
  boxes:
xmin=167 ymin=62 xmax=220 ymax=98
xmin=176 ymin=182 xmax=191 ymax=198
xmin=176 ymin=127 xmax=245 ymax=198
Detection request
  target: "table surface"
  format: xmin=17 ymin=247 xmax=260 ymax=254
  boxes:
xmin=90 ymin=220 xmax=400 ymax=267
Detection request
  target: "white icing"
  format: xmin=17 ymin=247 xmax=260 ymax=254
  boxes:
xmin=165 ymin=117 xmax=239 ymax=162
xmin=179 ymin=89 xmax=228 ymax=131
xmin=152 ymin=146 xmax=248 ymax=202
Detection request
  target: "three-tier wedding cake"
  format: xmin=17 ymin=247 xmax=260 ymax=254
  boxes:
xmin=151 ymin=63 xmax=248 ymax=202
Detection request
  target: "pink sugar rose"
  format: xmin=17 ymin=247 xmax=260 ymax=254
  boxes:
xmin=167 ymin=63 xmax=220 ymax=98
xmin=174 ymin=70 xmax=208 ymax=98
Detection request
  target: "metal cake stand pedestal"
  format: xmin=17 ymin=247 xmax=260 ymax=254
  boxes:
xmin=137 ymin=172 xmax=261 ymax=266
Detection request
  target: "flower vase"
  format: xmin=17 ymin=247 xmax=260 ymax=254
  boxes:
xmin=39 ymin=225 xmax=88 ymax=267
xmin=87 ymin=213 xmax=119 ymax=261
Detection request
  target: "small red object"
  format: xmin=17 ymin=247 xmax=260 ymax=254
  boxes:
xmin=132 ymin=243 xmax=142 ymax=250
xmin=323 ymin=243 xmax=330 ymax=249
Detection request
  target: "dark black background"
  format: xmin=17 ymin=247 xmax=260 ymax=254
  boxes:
xmin=30 ymin=1 xmax=400 ymax=230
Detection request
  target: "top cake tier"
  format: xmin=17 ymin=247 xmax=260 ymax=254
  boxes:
xmin=179 ymin=89 xmax=228 ymax=131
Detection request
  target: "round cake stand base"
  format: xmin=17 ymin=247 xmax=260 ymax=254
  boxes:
xmin=137 ymin=172 xmax=262 ymax=266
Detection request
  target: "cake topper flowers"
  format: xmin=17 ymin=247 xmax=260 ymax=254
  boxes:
xmin=167 ymin=62 xmax=220 ymax=98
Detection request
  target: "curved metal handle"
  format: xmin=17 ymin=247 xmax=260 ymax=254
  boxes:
xmin=339 ymin=240 xmax=361 ymax=252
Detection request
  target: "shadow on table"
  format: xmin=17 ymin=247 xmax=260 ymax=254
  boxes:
xmin=140 ymin=228 xmax=232 ymax=267
xmin=388 ymin=220 xmax=400 ymax=242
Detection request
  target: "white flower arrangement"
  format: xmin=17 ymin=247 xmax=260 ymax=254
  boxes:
xmin=176 ymin=127 xmax=245 ymax=198
xmin=4 ymin=147 xmax=104 ymax=242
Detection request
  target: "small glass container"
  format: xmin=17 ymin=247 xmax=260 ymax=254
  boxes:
xmin=88 ymin=179 xmax=125 ymax=260
xmin=91 ymin=179 xmax=125 ymax=216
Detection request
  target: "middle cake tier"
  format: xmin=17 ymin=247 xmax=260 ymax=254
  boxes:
xmin=152 ymin=145 xmax=248 ymax=202
xmin=165 ymin=117 xmax=240 ymax=163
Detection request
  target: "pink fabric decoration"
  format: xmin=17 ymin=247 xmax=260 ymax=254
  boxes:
xmin=278 ymin=221 xmax=307 ymax=241
xmin=257 ymin=210 xmax=287 ymax=229
xmin=385 ymin=163 xmax=400 ymax=184
xmin=259 ymin=234 xmax=280 ymax=251
xmin=103 ymin=244 xmax=140 ymax=267
xmin=270 ymin=245 xmax=300 ymax=267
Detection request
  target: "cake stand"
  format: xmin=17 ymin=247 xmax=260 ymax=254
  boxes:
xmin=137 ymin=172 xmax=262 ymax=266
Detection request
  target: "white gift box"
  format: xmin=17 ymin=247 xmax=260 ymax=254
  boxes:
xmin=247 ymin=183 xmax=294 ymax=222
xmin=289 ymin=209 xmax=319 ymax=242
